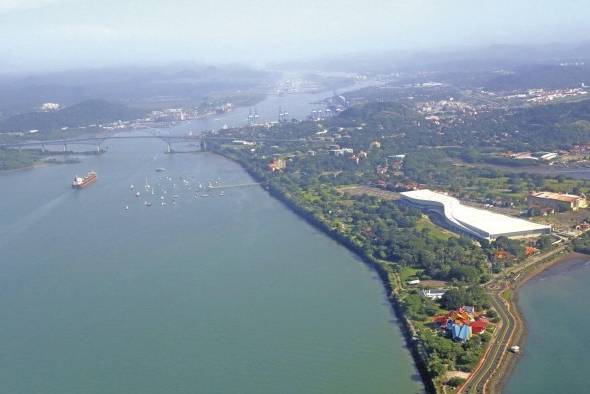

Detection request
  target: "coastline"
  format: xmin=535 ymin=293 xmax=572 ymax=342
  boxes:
xmin=212 ymin=149 xmax=436 ymax=393
xmin=0 ymin=161 xmax=48 ymax=174
xmin=490 ymin=250 xmax=586 ymax=393
xmin=214 ymin=148 xmax=590 ymax=394
xmin=7 ymin=143 xmax=579 ymax=393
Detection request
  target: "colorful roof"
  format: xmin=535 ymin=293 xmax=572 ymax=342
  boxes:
xmin=470 ymin=320 xmax=488 ymax=334
xmin=452 ymin=324 xmax=472 ymax=342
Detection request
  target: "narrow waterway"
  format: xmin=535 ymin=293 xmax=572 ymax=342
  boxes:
xmin=0 ymin=83 xmax=422 ymax=393
xmin=504 ymin=253 xmax=590 ymax=393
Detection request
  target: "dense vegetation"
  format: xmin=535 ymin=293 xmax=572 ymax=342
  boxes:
xmin=0 ymin=148 xmax=44 ymax=171
xmin=573 ymin=232 xmax=590 ymax=254
xmin=204 ymin=91 xmax=590 ymax=387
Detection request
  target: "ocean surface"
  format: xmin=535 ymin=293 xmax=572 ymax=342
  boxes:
xmin=0 ymin=85 xmax=422 ymax=394
xmin=505 ymin=253 xmax=590 ymax=393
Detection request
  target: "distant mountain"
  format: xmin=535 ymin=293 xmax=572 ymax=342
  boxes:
xmin=481 ymin=64 xmax=590 ymax=90
xmin=0 ymin=99 xmax=145 ymax=133
xmin=0 ymin=64 xmax=277 ymax=114
xmin=274 ymin=41 xmax=590 ymax=75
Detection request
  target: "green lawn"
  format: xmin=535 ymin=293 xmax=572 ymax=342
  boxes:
xmin=400 ymin=266 xmax=422 ymax=283
xmin=415 ymin=216 xmax=453 ymax=240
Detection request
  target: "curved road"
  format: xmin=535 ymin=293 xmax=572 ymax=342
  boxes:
xmin=459 ymin=245 xmax=568 ymax=393
xmin=461 ymin=288 xmax=515 ymax=393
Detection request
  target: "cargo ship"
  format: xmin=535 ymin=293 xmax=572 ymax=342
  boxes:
xmin=72 ymin=171 xmax=97 ymax=189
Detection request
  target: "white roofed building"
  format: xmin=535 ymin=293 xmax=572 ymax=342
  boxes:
xmin=400 ymin=189 xmax=551 ymax=241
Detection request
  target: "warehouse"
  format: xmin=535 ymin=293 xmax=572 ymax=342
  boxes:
xmin=400 ymin=189 xmax=551 ymax=241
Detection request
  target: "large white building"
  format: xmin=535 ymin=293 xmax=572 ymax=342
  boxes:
xmin=400 ymin=189 xmax=551 ymax=241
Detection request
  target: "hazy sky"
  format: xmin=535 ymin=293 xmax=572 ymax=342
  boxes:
xmin=1 ymin=0 xmax=589 ymax=73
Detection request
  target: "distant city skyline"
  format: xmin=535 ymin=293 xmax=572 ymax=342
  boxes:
xmin=1 ymin=0 xmax=589 ymax=73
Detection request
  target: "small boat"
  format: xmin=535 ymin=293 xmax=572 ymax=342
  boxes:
xmin=135 ymin=191 xmax=141 ymax=197
xmin=219 ymin=191 xmax=225 ymax=196
xmin=144 ymin=201 xmax=152 ymax=207
xmin=155 ymin=168 xmax=167 ymax=172
xmin=160 ymin=196 xmax=165 ymax=200
xmin=125 ymin=206 xmax=129 ymax=210
xmin=161 ymin=202 xmax=167 ymax=206
xmin=130 ymin=184 xmax=135 ymax=190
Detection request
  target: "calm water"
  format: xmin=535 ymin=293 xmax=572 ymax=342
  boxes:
xmin=505 ymin=254 xmax=590 ymax=393
xmin=0 ymin=107 xmax=422 ymax=393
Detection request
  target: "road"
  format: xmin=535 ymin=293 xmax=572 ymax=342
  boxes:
xmin=460 ymin=288 xmax=515 ymax=394
xmin=459 ymin=244 xmax=568 ymax=393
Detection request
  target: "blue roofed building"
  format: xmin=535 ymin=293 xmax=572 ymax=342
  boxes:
xmin=450 ymin=323 xmax=472 ymax=342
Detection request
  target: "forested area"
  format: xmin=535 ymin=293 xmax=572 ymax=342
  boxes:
xmin=0 ymin=148 xmax=44 ymax=171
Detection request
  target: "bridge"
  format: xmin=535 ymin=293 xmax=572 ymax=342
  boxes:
xmin=0 ymin=134 xmax=304 ymax=153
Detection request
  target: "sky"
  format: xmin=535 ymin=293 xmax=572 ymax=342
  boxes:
xmin=0 ymin=0 xmax=589 ymax=73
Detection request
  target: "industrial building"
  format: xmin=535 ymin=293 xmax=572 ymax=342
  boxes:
xmin=527 ymin=191 xmax=587 ymax=212
xmin=400 ymin=189 xmax=551 ymax=241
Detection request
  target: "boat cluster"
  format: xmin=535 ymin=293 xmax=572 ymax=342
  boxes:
xmin=125 ymin=170 xmax=225 ymax=210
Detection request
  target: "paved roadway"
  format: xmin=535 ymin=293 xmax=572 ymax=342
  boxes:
xmin=459 ymin=244 xmax=568 ymax=393
xmin=460 ymin=289 xmax=515 ymax=394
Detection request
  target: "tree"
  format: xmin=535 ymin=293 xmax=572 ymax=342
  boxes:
xmin=447 ymin=377 xmax=466 ymax=387
xmin=536 ymin=235 xmax=553 ymax=251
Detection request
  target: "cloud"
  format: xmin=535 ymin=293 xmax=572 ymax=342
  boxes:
xmin=0 ymin=0 xmax=69 ymax=14
xmin=45 ymin=24 xmax=120 ymax=40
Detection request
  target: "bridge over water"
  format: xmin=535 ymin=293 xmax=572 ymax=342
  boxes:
xmin=0 ymin=134 xmax=303 ymax=153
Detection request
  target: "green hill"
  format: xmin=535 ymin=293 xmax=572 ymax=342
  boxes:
xmin=0 ymin=99 xmax=145 ymax=133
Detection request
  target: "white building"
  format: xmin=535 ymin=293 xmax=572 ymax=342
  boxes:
xmin=40 ymin=102 xmax=60 ymax=112
xmin=400 ymin=189 xmax=551 ymax=241
xmin=422 ymin=289 xmax=446 ymax=300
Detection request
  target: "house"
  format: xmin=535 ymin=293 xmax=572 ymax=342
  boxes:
xmin=369 ymin=140 xmax=381 ymax=150
xmin=267 ymin=158 xmax=286 ymax=172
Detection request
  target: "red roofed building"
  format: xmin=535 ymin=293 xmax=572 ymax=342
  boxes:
xmin=433 ymin=315 xmax=448 ymax=327
xmin=470 ymin=319 xmax=488 ymax=335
